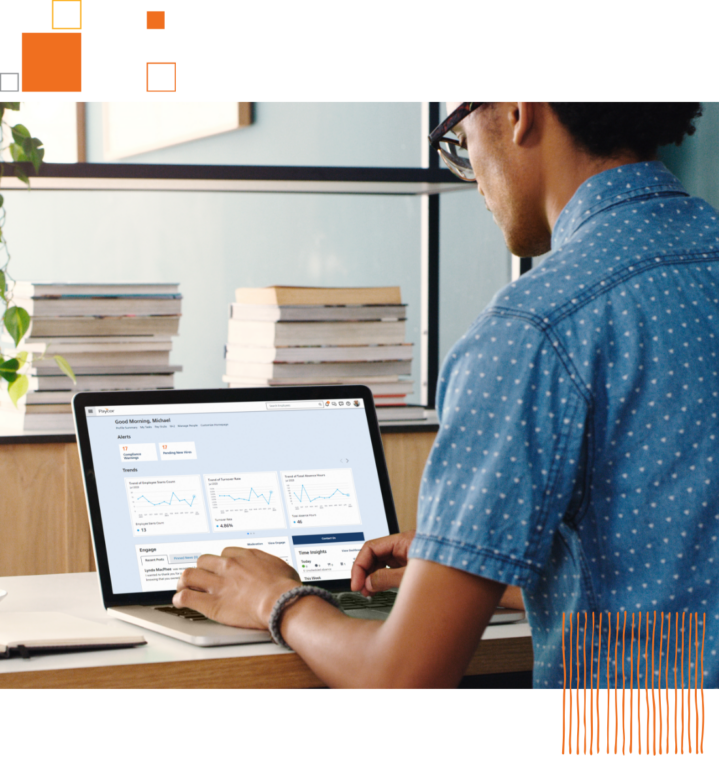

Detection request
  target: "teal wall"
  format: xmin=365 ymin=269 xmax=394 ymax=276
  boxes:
xmin=2 ymin=103 xmax=511 ymax=396
xmin=659 ymin=102 xmax=719 ymax=208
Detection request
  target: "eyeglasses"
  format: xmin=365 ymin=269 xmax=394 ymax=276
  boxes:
xmin=428 ymin=102 xmax=484 ymax=181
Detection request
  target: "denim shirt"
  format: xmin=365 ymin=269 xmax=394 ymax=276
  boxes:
xmin=409 ymin=161 xmax=719 ymax=688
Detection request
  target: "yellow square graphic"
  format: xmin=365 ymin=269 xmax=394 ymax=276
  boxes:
xmin=52 ymin=1 xmax=82 ymax=30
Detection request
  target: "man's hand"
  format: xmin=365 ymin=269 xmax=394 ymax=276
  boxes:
xmin=173 ymin=547 xmax=301 ymax=629
xmin=350 ymin=531 xmax=416 ymax=596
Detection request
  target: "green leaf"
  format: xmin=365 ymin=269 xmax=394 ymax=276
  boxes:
xmin=4 ymin=103 xmax=20 ymax=111
xmin=10 ymin=143 xmax=27 ymax=163
xmin=54 ymin=354 xmax=76 ymax=383
xmin=15 ymin=350 xmax=28 ymax=366
xmin=0 ymin=272 xmax=5 ymax=300
xmin=11 ymin=124 xmax=31 ymax=143
xmin=7 ymin=374 xmax=29 ymax=406
xmin=0 ymin=193 xmax=4 ymax=207
xmin=15 ymin=167 xmax=29 ymax=185
xmin=4 ymin=305 xmax=31 ymax=345
xmin=0 ymin=356 xmax=20 ymax=381
xmin=29 ymin=146 xmax=43 ymax=174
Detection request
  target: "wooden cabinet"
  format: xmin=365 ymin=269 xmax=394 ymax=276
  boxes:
xmin=0 ymin=424 xmax=437 ymax=578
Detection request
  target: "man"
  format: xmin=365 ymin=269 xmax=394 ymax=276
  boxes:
xmin=174 ymin=103 xmax=718 ymax=688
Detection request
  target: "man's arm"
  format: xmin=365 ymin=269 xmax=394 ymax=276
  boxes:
xmin=173 ymin=547 xmax=506 ymax=688
xmin=281 ymin=559 xmax=506 ymax=688
xmin=499 ymin=585 xmax=524 ymax=610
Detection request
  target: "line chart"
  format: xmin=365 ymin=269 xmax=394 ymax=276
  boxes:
xmin=136 ymin=491 xmax=197 ymax=508
xmin=219 ymin=488 xmax=273 ymax=505
xmin=290 ymin=485 xmax=349 ymax=504
xmin=281 ymin=468 xmax=361 ymax=528
xmin=125 ymin=475 xmax=208 ymax=537
xmin=204 ymin=472 xmax=286 ymax=531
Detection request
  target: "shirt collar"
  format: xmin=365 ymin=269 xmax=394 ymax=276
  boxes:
xmin=551 ymin=160 xmax=689 ymax=251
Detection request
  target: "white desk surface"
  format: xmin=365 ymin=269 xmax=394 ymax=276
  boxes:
xmin=0 ymin=572 xmax=530 ymax=677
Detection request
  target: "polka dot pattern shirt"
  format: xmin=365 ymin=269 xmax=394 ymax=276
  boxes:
xmin=409 ymin=161 xmax=719 ymax=688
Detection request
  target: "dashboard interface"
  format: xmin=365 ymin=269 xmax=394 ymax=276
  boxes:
xmin=83 ymin=398 xmax=390 ymax=594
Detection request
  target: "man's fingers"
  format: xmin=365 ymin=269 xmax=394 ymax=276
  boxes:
xmin=176 ymin=566 xmax=222 ymax=593
xmin=365 ymin=566 xmax=406 ymax=596
xmin=173 ymin=586 xmax=216 ymax=616
xmin=350 ymin=532 xmax=416 ymax=592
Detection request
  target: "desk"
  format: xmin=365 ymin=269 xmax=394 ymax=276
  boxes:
xmin=0 ymin=573 xmax=533 ymax=688
xmin=0 ymin=419 xmax=438 ymax=578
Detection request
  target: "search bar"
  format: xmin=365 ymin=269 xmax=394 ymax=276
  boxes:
xmin=266 ymin=401 xmax=325 ymax=410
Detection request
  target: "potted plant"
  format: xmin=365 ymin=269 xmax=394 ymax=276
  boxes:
xmin=0 ymin=102 xmax=74 ymax=407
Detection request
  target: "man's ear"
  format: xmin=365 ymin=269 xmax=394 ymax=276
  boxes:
xmin=512 ymin=102 xmax=536 ymax=147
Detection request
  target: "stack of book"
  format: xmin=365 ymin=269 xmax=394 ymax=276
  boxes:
xmin=0 ymin=282 xmax=182 ymax=431
xmin=222 ymin=285 xmax=424 ymax=421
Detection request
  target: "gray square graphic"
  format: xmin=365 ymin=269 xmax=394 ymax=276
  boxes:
xmin=0 ymin=73 xmax=20 ymax=92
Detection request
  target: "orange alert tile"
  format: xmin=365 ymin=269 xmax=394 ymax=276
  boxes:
xmin=22 ymin=33 xmax=81 ymax=92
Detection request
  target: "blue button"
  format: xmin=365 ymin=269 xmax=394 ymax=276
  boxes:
xmin=291 ymin=532 xmax=365 ymax=545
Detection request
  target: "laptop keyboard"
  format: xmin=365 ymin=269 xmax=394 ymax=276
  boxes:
xmin=338 ymin=591 xmax=397 ymax=612
xmin=154 ymin=606 xmax=209 ymax=622
xmin=152 ymin=592 xmax=398 ymax=623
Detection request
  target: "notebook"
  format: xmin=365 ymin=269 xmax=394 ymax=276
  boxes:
xmin=0 ymin=612 xmax=146 ymax=659
xmin=73 ymin=386 xmax=524 ymax=647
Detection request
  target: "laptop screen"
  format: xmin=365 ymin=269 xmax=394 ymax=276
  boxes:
xmin=77 ymin=389 xmax=395 ymax=598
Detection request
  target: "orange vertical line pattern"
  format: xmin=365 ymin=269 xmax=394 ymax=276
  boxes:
xmin=576 ymin=612 xmax=580 ymax=755
xmin=567 ymin=613 xmax=574 ymax=755
xmin=645 ymin=612 xmax=649 ymax=756
xmin=594 ymin=611 xmax=602 ymax=755
xmin=583 ymin=612 xmax=587 ymax=755
xmin=666 ymin=613 xmax=670 ymax=756
xmin=681 ymin=611 xmax=685 ymax=754
xmin=562 ymin=613 xmax=566 ymax=755
xmin=607 ymin=611 xmax=611 ymax=755
xmin=658 ymin=611 xmax=663 ymax=755
xmin=694 ymin=613 xmax=707 ymax=755
xmin=630 ymin=612 xmax=634 ymax=754
xmin=694 ymin=613 xmax=703 ymax=691
xmin=637 ymin=611 xmax=648 ymax=755
xmin=688 ymin=614 xmax=692 ymax=754
xmin=652 ymin=610 xmax=656 ymax=755
xmin=644 ymin=611 xmax=649 ymax=693
xmin=582 ymin=611 xmax=587 ymax=691
xmin=622 ymin=611 xmax=627 ymax=755
xmin=590 ymin=612 xmax=595 ymax=755
xmin=699 ymin=613 xmax=707 ymax=691
xmin=674 ymin=612 xmax=679 ymax=755
xmin=614 ymin=611 xmax=619 ymax=755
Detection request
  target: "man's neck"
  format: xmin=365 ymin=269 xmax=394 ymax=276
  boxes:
xmin=545 ymin=151 xmax=647 ymax=233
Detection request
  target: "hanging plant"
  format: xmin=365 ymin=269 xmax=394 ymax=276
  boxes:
xmin=0 ymin=102 xmax=74 ymax=406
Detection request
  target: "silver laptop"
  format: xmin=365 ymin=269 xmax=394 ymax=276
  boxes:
xmin=73 ymin=386 xmax=524 ymax=647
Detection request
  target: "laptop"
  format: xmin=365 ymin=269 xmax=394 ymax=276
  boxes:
xmin=73 ymin=385 xmax=525 ymax=647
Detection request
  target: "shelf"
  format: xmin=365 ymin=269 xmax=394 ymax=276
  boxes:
xmin=1 ymin=163 xmax=468 ymax=196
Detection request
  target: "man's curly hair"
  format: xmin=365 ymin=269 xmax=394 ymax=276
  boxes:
xmin=548 ymin=103 xmax=703 ymax=160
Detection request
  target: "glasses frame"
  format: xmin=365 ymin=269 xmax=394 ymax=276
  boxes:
xmin=427 ymin=102 xmax=484 ymax=181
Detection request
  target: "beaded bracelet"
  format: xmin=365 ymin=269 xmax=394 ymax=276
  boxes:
xmin=268 ymin=585 xmax=341 ymax=650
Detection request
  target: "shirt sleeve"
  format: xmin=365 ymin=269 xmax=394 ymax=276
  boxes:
xmin=409 ymin=310 xmax=590 ymax=591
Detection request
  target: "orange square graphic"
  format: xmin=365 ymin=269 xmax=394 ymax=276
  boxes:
xmin=147 ymin=11 xmax=165 ymax=29
xmin=147 ymin=62 xmax=176 ymax=92
xmin=22 ymin=33 xmax=81 ymax=92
